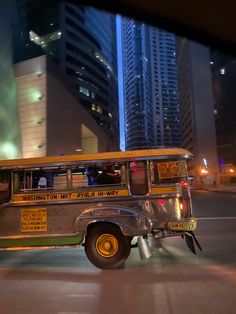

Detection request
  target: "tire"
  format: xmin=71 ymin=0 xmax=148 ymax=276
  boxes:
xmin=85 ymin=223 xmax=131 ymax=269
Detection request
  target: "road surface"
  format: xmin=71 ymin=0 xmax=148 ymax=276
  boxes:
xmin=0 ymin=190 xmax=236 ymax=314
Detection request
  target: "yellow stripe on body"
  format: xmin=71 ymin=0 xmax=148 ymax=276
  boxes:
xmin=12 ymin=188 xmax=129 ymax=203
xmin=151 ymin=186 xmax=179 ymax=195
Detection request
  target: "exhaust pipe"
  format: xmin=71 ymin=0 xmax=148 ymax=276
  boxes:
xmin=137 ymin=236 xmax=152 ymax=260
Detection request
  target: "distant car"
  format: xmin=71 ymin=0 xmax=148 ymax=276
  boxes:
xmin=179 ymin=178 xmax=203 ymax=190
xmin=190 ymin=180 xmax=203 ymax=189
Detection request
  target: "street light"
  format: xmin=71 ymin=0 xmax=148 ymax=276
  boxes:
xmin=200 ymin=168 xmax=208 ymax=175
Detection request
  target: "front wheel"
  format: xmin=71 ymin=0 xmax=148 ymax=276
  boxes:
xmin=85 ymin=223 xmax=131 ymax=269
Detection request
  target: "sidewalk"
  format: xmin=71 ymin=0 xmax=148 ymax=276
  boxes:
xmin=200 ymin=184 xmax=236 ymax=193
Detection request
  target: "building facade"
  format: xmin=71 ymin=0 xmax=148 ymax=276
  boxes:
xmin=211 ymin=51 xmax=236 ymax=174
xmin=15 ymin=56 xmax=117 ymax=158
xmin=15 ymin=0 xmax=119 ymax=146
xmin=150 ymin=28 xmax=180 ymax=148
xmin=177 ymin=38 xmax=218 ymax=181
xmin=121 ymin=18 xmax=180 ymax=150
xmin=0 ymin=1 xmax=21 ymax=159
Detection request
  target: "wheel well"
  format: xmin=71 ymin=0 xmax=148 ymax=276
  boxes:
xmin=86 ymin=221 xmax=122 ymax=235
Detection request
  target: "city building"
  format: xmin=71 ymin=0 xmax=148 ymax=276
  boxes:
xmin=0 ymin=1 xmax=21 ymax=159
xmin=176 ymin=38 xmax=218 ymax=182
xmin=14 ymin=0 xmax=119 ymax=146
xmin=121 ymin=19 xmax=180 ymax=150
xmin=151 ymin=28 xmax=180 ymax=148
xmin=211 ymin=51 xmax=236 ymax=177
xmin=15 ymin=55 xmax=117 ymax=158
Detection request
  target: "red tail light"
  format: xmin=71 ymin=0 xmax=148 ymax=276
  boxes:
xmin=156 ymin=199 xmax=165 ymax=206
xmin=179 ymin=179 xmax=188 ymax=189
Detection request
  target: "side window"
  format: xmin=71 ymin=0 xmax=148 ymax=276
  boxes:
xmin=128 ymin=161 xmax=149 ymax=195
xmin=84 ymin=164 xmax=123 ymax=187
xmin=15 ymin=168 xmax=68 ymax=192
xmin=52 ymin=169 xmax=67 ymax=190
xmin=0 ymin=170 xmax=10 ymax=204
xmin=96 ymin=164 xmax=121 ymax=186
xmin=86 ymin=167 xmax=99 ymax=186
xmin=71 ymin=167 xmax=88 ymax=188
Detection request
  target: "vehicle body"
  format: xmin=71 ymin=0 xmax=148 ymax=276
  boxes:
xmin=0 ymin=148 xmax=201 ymax=269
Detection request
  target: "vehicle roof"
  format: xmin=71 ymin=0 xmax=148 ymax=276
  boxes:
xmin=0 ymin=148 xmax=192 ymax=170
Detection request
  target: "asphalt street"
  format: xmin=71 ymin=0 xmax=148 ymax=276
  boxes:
xmin=0 ymin=190 xmax=236 ymax=314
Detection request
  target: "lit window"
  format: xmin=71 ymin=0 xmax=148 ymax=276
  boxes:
xmin=220 ymin=68 xmax=225 ymax=75
xmin=29 ymin=29 xmax=62 ymax=47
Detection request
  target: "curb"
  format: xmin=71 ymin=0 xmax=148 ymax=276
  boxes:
xmin=196 ymin=188 xmax=236 ymax=194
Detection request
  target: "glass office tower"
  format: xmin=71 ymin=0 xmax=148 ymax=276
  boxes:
xmin=121 ymin=18 xmax=180 ymax=150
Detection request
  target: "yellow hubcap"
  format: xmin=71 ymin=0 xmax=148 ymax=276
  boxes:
xmin=96 ymin=234 xmax=118 ymax=258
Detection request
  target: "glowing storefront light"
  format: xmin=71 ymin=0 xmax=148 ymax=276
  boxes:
xmin=200 ymin=168 xmax=208 ymax=175
xmin=0 ymin=142 xmax=18 ymax=159
xmin=0 ymin=24 xmax=21 ymax=159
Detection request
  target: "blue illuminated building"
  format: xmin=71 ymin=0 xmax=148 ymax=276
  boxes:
xmin=121 ymin=18 xmax=180 ymax=150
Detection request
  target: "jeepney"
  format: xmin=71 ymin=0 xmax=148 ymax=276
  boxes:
xmin=0 ymin=148 xmax=201 ymax=269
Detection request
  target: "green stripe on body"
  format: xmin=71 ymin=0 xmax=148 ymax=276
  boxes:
xmin=0 ymin=234 xmax=84 ymax=248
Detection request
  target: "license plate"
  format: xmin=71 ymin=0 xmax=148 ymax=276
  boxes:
xmin=167 ymin=219 xmax=197 ymax=231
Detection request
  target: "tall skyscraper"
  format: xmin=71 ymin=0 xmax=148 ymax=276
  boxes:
xmin=14 ymin=0 xmax=119 ymax=146
xmin=176 ymin=38 xmax=218 ymax=181
xmin=121 ymin=18 xmax=180 ymax=150
xmin=151 ymin=28 xmax=180 ymax=148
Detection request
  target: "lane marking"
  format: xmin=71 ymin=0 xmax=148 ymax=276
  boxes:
xmin=57 ymin=312 xmax=89 ymax=314
xmin=197 ymin=216 xmax=236 ymax=220
xmin=66 ymin=294 xmax=94 ymax=298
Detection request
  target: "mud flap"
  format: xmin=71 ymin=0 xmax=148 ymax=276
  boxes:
xmin=185 ymin=231 xmax=203 ymax=254
xmin=137 ymin=236 xmax=152 ymax=260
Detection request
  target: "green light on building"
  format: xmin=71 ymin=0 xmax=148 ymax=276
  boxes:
xmin=0 ymin=142 xmax=19 ymax=159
